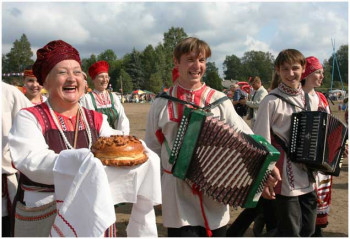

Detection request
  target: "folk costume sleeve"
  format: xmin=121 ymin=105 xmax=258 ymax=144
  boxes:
xmin=9 ymin=110 xmax=57 ymax=185
xmin=111 ymin=92 xmax=130 ymax=135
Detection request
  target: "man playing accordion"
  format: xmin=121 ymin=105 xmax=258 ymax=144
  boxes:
xmin=145 ymin=37 xmax=278 ymax=237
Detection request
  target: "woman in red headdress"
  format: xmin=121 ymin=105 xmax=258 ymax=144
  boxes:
xmin=80 ymin=61 xmax=130 ymax=134
xmin=22 ymin=67 xmax=47 ymax=105
xmin=8 ymin=40 xmax=135 ymax=237
xmin=9 ymin=41 xmax=161 ymax=237
xmin=301 ymin=56 xmax=332 ymax=237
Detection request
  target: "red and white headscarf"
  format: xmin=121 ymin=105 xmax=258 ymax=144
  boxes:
xmin=301 ymin=56 xmax=323 ymax=79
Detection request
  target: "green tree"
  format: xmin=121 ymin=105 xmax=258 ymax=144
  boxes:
xmin=203 ymin=61 xmax=218 ymax=82
xmin=241 ymin=50 xmax=274 ymax=86
xmin=141 ymin=45 xmax=157 ymax=91
xmin=154 ymin=44 xmax=171 ymax=88
xmin=206 ymin=71 xmax=223 ymax=91
xmin=98 ymin=49 xmax=117 ymax=62
xmin=321 ymin=59 xmax=332 ymax=89
xmin=327 ymin=44 xmax=348 ymax=89
xmin=116 ymin=69 xmax=133 ymax=94
xmin=223 ymin=54 xmax=242 ymax=81
xmin=3 ymin=34 xmax=34 ymax=74
xmin=124 ymin=48 xmax=144 ymax=89
xmin=149 ymin=72 xmax=163 ymax=94
xmin=81 ymin=54 xmax=97 ymax=88
xmin=204 ymin=62 xmax=223 ymax=91
xmin=109 ymin=59 xmax=124 ymax=92
xmin=162 ymin=27 xmax=188 ymax=87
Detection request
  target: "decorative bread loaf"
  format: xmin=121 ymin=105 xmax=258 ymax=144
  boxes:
xmin=91 ymin=135 xmax=148 ymax=166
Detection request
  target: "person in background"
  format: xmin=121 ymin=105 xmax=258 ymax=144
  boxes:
xmin=82 ymin=71 xmax=89 ymax=93
xmin=239 ymin=76 xmax=268 ymax=128
xmin=145 ymin=37 xmax=254 ymax=237
xmin=253 ymin=49 xmax=317 ymax=237
xmin=301 ymin=56 xmax=331 ymax=237
xmin=2 ymin=82 xmax=32 ymax=237
xmin=231 ymin=83 xmax=248 ymax=118
xmin=80 ymin=61 xmax=130 ymax=134
xmin=23 ymin=68 xmax=47 ymax=105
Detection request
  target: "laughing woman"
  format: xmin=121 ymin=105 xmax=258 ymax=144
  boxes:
xmin=80 ymin=61 xmax=130 ymax=134
xmin=8 ymin=40 xmax=121 ymax=237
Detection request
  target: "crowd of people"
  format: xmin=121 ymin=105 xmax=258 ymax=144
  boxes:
xmin=2 ymin=37 xmax=348 ymax=237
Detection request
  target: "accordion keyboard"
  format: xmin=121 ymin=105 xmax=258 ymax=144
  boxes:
xmin=289 ymin=111 xmax=348 ymax=175
xmin=170 ymin=108 xmax=280 ymax=208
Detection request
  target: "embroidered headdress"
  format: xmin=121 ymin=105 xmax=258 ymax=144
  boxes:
xmin=33 ymin=40 xmax=81 ymax=85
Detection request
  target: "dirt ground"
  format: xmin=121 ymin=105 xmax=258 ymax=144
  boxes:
xmin=115 ymin=102 xmax=348 ymax=237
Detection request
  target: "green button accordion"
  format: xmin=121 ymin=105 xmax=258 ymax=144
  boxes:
xmin=169 ymin=107 xmax=280 ymax=208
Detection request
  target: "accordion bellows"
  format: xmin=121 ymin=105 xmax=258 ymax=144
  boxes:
xmin=169 ymin=107 xmax=280 ymax=208
xmin=289 ymin=111 xmax=348 ymax=176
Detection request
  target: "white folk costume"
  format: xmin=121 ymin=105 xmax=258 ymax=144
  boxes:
xmin=9 ymin=101 xmax=161 ymax=237
xmin=310 ymin=91 xmax=332 ymax=228
xmin=145 ymin=83 xmax=252 ymax=231
xmin=253 ymin=83 xmax=316 ymax=196
xmin=2 ymin=83 xmax=32 ymax=235
xmin=8 ymin=102 xmax=118 ymax=237
xmin=81 ymin=90 xmax=130 ymax=134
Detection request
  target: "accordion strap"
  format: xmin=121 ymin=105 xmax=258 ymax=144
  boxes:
xmin=158 ymin=92 xmax=229 ymax=111
xmin=269 ymin=93 xmax=306 ymax=111
xmin=270 ymin=130 xmax=288 ymax=153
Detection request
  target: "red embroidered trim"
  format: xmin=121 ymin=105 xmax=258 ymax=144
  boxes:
xmin=57 ymin=210 xmax=78 ymax=237
xmin=51 ymin=223 xmax=64 ymax=237
xmin=15 ymin=208 xmax=57 ymax=221
xmin=286 ymin=159 xmax=295 ymax=190
xmin=104 ymin=223 xmax=117 ymax=237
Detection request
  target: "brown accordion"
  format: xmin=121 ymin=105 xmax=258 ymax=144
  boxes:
xmin=169 ymin=107 xmax=280 ymax=208
xmin=289 ymin=111 xmax=348 ymax=176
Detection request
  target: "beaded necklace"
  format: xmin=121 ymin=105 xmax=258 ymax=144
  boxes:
xmin=46 ymin=101 xmax=92 ymax=149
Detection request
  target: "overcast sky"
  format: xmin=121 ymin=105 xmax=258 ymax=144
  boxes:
xmin=2 ymin=1 xmax=348 ymax=78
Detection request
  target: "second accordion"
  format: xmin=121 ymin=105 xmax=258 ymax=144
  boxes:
xmin=289 ymin=111 xmax=348 ymax=176
xmin=169 ymin=107 xmax=280 ymax=208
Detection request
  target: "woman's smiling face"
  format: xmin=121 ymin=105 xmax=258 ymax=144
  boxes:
xmin=44 ymin=59 xmax=84 ymax=106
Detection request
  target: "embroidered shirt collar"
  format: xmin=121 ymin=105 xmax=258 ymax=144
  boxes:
xmin=278 ymin=82 xmax=303 ymax=96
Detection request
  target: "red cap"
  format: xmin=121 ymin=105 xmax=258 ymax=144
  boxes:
xmin=301 ymin=56 xmax=323 ymax=79
xmin=172 ymin=67 xmax=179 ymax=83
xmin=88 ymin=61 xmax=109 ymax=80
xmin=33 ymin=40 xmax=81 ymax=85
